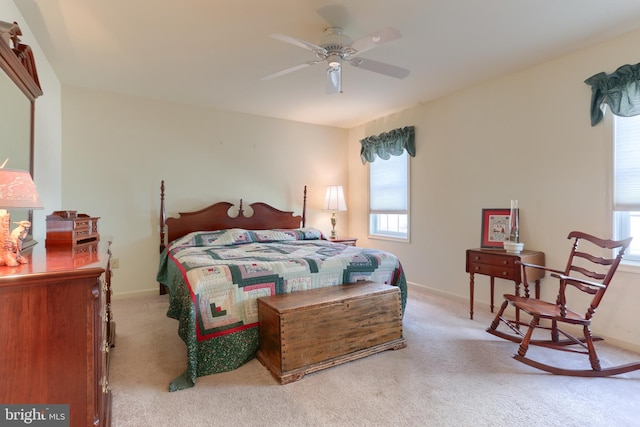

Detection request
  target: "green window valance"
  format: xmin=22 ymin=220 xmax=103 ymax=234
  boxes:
xmin=360 ymin=126 xmax=415 ymax=164
xmin=585 ymin=62 xmax=640 ymax=126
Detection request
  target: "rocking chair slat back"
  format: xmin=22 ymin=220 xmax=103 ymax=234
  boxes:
xmin=564 ymin=231 xmax=631 ymax=295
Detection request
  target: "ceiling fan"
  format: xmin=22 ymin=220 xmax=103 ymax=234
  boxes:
xmin=262 ymin=19 xmax=410 ymax=94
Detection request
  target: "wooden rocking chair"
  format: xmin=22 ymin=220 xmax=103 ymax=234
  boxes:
xmin=486 ymin=231 xmax=640 ymax=376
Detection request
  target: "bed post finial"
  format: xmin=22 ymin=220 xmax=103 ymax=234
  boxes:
xmin=238 ymin=198 xmax=244 ymax=218
xmin=302 ymin=185 xmax=307 ymax=228
xmin=160 ymin=180 xmax=166 ymax=253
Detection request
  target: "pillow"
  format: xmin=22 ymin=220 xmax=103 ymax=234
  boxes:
xmin=246 ymin=229 xmax=297 ymax=243
xmin=169 ymin=227 xmax=326 ymax=248
xmin=168 ymin=230 xmax=227 ymax=248
xmin=297 ymin=227 xmax=324 ymax=240
xmin=213 ymin=228 xmax=257 ymax=245
xmin=219 ymin=227 xmax=324 ymax=244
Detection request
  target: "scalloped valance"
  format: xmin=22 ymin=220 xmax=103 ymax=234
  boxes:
xmin=585 ymin=62 xmax=640 ymax=126
xmin=360 ymin=126 xmax=415 ymax=164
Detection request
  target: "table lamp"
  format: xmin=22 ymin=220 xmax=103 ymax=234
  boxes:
xmin=0 ymin=168 xmax=42 ymax=266
xmin=323 ymin=185 xmax=347 ymax=239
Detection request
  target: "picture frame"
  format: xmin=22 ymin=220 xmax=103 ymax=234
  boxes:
xmin=481 ymin=208 xmax=511 ymax=248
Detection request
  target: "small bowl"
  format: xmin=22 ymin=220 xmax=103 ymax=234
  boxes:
xmin=503 ymin=241 xmax=524 ymax=254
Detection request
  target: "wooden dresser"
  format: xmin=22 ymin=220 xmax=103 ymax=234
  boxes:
xmin=0 ymin=239 xmax=114 ymax=427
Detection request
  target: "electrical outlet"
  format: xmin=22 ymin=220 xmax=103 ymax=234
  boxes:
xmin=111 ymin=258 xmax=120 ymax=269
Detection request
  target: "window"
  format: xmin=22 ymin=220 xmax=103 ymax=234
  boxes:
xmin=613 ymin=114 xmax=640 ymax=261
xmin=368 ymin=150 xmax=410 ymax=240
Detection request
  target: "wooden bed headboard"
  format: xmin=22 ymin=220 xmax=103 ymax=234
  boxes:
xmin=159 ymin=180 xmax=307 ymax=253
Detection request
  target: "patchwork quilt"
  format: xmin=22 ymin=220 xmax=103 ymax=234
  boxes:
xmin=156 ymin=227 xmax=407 ymax=391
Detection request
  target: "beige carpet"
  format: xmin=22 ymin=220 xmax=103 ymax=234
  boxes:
xmin=109 ymin=284 xmax=640 ymax=426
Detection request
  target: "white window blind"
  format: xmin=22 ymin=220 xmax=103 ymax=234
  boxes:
xmin=614 ymin=115 xmax=640 ymax=211
xmin=369 ymin=151 xmax=408 ymax=213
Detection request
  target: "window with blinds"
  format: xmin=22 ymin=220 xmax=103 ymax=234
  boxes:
xmin=613 ymin=114 xmax=640 ymax=261
xmin=368 ymin=150 xmax=410 ymax=240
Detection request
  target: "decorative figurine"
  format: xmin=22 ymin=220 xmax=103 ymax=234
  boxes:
xmin=10 ymin=220 xmax=31 ymax=263
xmin=0 ymin=212 xmax=18 ymax=266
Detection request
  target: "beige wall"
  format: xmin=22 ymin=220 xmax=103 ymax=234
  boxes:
xmin=349 ymin=28 xmax=640 ymax=351
xmin=61 ymin=86 xmax=348 ymax=297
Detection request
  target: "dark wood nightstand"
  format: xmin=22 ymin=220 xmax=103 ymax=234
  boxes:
xmin=329 ymin=237 xmax=357 ymax=246
xmin=465 ymin=248 xmax=545 ymax=320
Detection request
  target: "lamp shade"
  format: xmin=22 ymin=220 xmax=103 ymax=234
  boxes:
xmin=0 ymin=168 xmax=42 ymax=209
xmin=323 ymin=185 xmax=347 ymax=211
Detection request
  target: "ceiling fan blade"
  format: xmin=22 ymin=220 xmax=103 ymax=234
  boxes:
xmin=262 ymin=62 xmax=318 ymax=80
xmin=316 ymin=5 xmax=352 ymax=29
xmin=351 ymin=27 xmax=402 ymax=55
xmin=326 ymin=66 xmax=342 ymax=94
xmin=270 ymin=34 xmax=326 ymax=54
xmin=348 ymin=57 xmax=410 ymax=79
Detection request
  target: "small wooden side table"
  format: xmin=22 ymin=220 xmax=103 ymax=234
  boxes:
xmin=465 ymin=248 xmax=545 ymax=320
xmin=329 ymin=237 xmax=358 ymax=246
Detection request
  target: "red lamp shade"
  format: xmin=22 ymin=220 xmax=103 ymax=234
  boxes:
xmin=0 ymin=169 xmax=42 ymax=209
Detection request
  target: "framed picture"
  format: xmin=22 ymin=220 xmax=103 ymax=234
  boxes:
xmin=481 ymin=208 xmax=511 ymax=248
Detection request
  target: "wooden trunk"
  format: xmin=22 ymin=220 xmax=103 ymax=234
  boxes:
xmin=256 ymin=281 xmax=407 ymax=384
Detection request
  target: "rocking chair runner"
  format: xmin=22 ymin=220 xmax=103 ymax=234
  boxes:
xmin=486 ymin=231 xmax=640 ymax=377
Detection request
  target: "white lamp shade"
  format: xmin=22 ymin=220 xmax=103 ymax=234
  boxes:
xmin=323 ymin=185 xmax=347 ymax=211
xmin=0 ymin=168 xmax=42 ymax=209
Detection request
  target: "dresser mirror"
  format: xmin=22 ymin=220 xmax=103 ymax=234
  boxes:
xmin=0 ymin=21 xmax=43 ymax=245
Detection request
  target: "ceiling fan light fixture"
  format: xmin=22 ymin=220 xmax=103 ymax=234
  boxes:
xmin=327 ymin=54 xmax=342 ymax=68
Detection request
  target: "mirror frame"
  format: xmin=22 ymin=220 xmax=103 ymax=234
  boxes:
xmin=0 ymin=21 xmax=43 ymax=243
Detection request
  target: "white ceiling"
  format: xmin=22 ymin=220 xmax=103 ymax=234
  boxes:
xmin=14 ymin=0 xmax=640 ymax=129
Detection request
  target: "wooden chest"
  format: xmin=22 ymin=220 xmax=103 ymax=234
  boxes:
xmin=256 ymin=281 xmax=407 ymax=384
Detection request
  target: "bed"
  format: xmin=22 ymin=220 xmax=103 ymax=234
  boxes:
xmin=156 ymin=181 xmax=408 ymax=391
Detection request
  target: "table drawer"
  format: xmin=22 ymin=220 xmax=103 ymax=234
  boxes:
xmin=468 ymin=252 xmax=517 ymax=268
xmin=468 ymin=262 xmax=515 ymax=280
